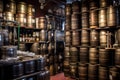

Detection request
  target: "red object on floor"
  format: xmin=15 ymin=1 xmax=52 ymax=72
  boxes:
xmin=50 ymin=73 xmax=74 ymax=80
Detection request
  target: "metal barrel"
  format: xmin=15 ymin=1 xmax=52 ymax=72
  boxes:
xmin=70 ymin=62 xmax=78 ymax=79
xmin=17 ymin=2 xmax=27 ymax=14
xmin=81 ymin=0 xmax=88 ymax=13
xmin=65 ymin=31 xmax=71 ymax=45
xmin=100 ymin=0 xmax=108 ymax=8
xmin=26 ymin=15 xmax=35 ymax=28
xmin=19 ymin=43 xmax=26 ymax=51
xmin=70 ymin=47 xmax=78 ymax=62
xmin=115 ymin=49 xmax=120 ymax=66
xmin=99 ymin=9 xmax=107 ymax=27
xmin=30 ymin=42 xmax=39 ymax=54
xmin=72 ymin=31 xmax=80 ymax=46
xmin=88 ymin=64 xmax=98 ymax=80
xmin=79 ymin=47 xmax=89 ymax=63
xmin=65 ymin=15 xmax=71 ymax=30
xmin=49 ymin=65 xmax=54 ymax=76
xmin=27 ymin=4 xmax=35 ymax=16
xmin=110 ymin=67 xmax=120 ymax=80
xmin=99 ymin=66 xmax=109 ymax=80
xmin=72 ymin=1 xmax=80 ymax=13
xmin=81 ymin=30 xmax=89 ymax=46
xmin=71 ymin=13 xmax=80 ymax=29
xmin=40 ymin=30 xmax=47 ymax=41
xmin=78 ymin=63 xmax=88 ymax=80
xmin=90 ymin=29 xmax=99 ymax=46
xmin=99 ymin=48 xmax=115 ymax=66
xmin=89 ymin=48 xmax=99 ymax=64
xmin=89 ymin=10 xmax=98 ymax=28
xmin=16 ymin=13 xmax=26 ymax=27
xmin=39 ymin=17 xmax=46 ymax=29
xmin=5 ymin=0 xmax=16 ymax=14
xmin=99 ymin=30 xmax=107 ymax=47
xmin=3 ymin=12 xmax=14 ymax=26
xmin=65 ymin=47 xmax=70 ymax=57
xmin=65 ymin=4 xmax=72 ymax=15
xmin=81 ymin=12 xmax=89 ymax=28
xmin=107 ymin=5 xmax=116 ymax=27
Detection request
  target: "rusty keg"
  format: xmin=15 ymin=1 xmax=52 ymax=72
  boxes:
xmin=99 ymin=9 xmax=107 ymax=27
xmin=110 ymin=67 xmax=120 ymax=80
xmin=79 ymin=47 xmax=89 ymax=63
xmin=40 ymin=30 xmax=47 ymax=41
xmin=99 ymin=49 xmax=115 ymax=66
xmin=89 ymin=10 xmax=98 ymax=28
xmin=81 ymin=0 xmax=88 ymax=13
xmin=65 ymin=4 xmax=72 ymax=15
xmin=72 ymin=1 xmax=80 ymax=13
xmin=5 ymin=0 xmax=16 ymax=14
xmin=89 ymin=1 xmax=98 ymax=10
xmin=89 ymin=48 xmax=99 ymax=64
xmin=81 ymin=13 xmax=89 ymax=28
xmin=99 ymin=66 xmax=109 ymax=80
xmin=17 ymin=2 xmax=27 ymax=14
xmin=81 ymin=30 xmax=89 ymax=46
xmin=72 ymin=31 xmax=80 ymax=46
xmin=99 ymin=30 xmax=107 ymax=47
xmin=78 ymin=63 xmax=88 ymax=80
xmin=65 ymin=47 xmax=70 ymax=57
xmin=39 ymin=17 xmax=46 ymax=29
xmin=100 ymin=0 xmax=108 ymax=8
xmin=0 ymin=0 xmax=3 ymax=12
xmin=71 ymin=13 xmax=80 ymax=29
xmin=90 ymin=29 xmax=99 ymax=46
xmin=26 ymin=15 xmax=35 ymax=28
xmin=70 ymin=63 xmax=78 ymax=79
xmin=16 ymin=13 xmax=26 ymax=27
xmin=27 ymin=4 xmax=35 ymax=15
xmin=107 ymin=5 xmax=116 ymax=27
xmin=88 ymin=64 xmax=98 ymax=80
xmin=115 ymin=49 xmax=120 ymax=66
xmin=3 ymin=12 xmax=14 ymax=26
xmin=65 ymin=31 xmax=71 ymax=45
xmin=65 ymin=15 xmax=71 ymax=30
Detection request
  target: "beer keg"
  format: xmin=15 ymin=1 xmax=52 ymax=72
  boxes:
xmin=72 ymin=31 xmax=80 ymax=46
xmin=70 ymin=47 xmax=78 ymax=62
xmin=99 ymin=48 xmax=115 ymax=66
xmin=16 ymin=13 xmax=26 ymax=27
xmin=65 ymin=47 xmax=70 ymax=57
xmin=5 ymin=0 xmax=16 ymax=14
xmin=64 ymin=59 xmax=70 ymax=69
xmin=39 ymin=17 xmax=46 ymax=29
xmin=17 ymin=2 xmax=27 ymax=14
xmin=3 ymin=12 xmax=14 ymax=26
xmin=81 ymin=0 xmax=88 ymax=13
xmin=65 ymin=15 xmax=71 ymax=30
xmin=89 ymin=48 xmax=99 ymax=64
xmin=71 ymin=13 xmax=80 ymax=29
xmin=1 ymin=46 xmax=17 ymax=59
xmin=100 ymin=0 xmax=108 ymax=8
xmin=78 ymin=63 xmax=88 ymax=80
xmin=81 ymin=13 xmax=89 ymax=28
xmin=27 ymin=4 xmax=35 ymax=15
xmin=19 ymin=43 xmax=26 ymax=51
xmin=99 ymin=30 xmax=107 ymax=47
xmin=99 ymin=66 xmax=109 ymax=80
xmin=70 ymin=63 xmax=78 ymax=79
xmin=115 ymin=49 xmax=120 ymax=66
xmin=30 ymin=42 xmax=39 ymax=54
xmin=99 ymin=9 xmax=107 ymax=27
xmin=89 ymin=10 xmax=98 ymax=28
xmin=40 ymin=30 xmax=47 ymax=41
xmin=107 ymin=5 xmax=116 ymax=27
xmin=26 ymin=15 xmax=35 ymax=28
xmin=88 ymin=64 xmax=98 ymax=80
xmin=72 ymin=1 xmax=80 ymax=13
xmin=79 ymin=47 xmax=89 ymax=63
xmin=90 ymin=29 xmax=99 ymax=46
xmin=65 ymin=31 xmax=71 ymax=45
xmin=81 ymin=30 xmax=89 ymax=46
xmin=65 ymin=4 xmax=72 ymax=15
